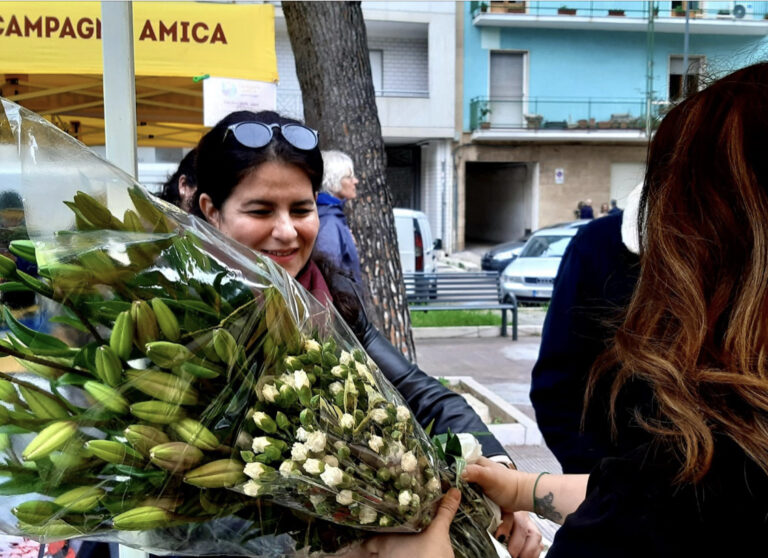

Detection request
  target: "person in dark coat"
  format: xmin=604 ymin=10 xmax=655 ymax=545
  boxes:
xmin=314 ymin=150 xmax=362 ymax=283
xmin=578 ymin=198 xmax=594 ymax=219
xmin=607 ymin=198 xmax=621 ymax=215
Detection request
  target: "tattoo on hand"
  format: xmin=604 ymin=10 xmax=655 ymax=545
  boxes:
xmin=534 ymin=492 xmax=563 ymax=523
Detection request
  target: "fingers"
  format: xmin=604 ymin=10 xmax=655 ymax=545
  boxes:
xmin=507 ymin=512 xmax=544 ymax=558
xmin=493 ymin=515 xmax=515 ymax=546
xmin=430 ymin=488 xmax=461 ymax=531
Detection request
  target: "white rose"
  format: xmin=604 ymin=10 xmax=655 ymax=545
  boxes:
xmin=309 ymin=494 xmax=326 ymax=507
xmin=291 ymin=442 xmax=309 ymax=462
xmin=400 ymin=451 xmax=417 ymax=473
xmin=387 ymin=441 xmax=405 ymax=461
xmin=340 ymin=413 xmax=355 ymax=429
xmin=303 ymin=458 xmax=324 ymax=475
xmin=457 ymin=433 xmax=483 ymax=464
xmin=355 ymin=361 xmax=370 ymax=376
xmin=368 ymin=435 xmax=384 ymax=453
xmin=426 ymin=477 xmax=441 ymax=493
xmin=251 ymin=436 xmax=271 ymax=453
xmin=279 ymin=460 xmax=297 ymax=478
xmin=339 ymin=351 xmax=354 ymax=366
xmin=306 ymin=431 xmax=327 ymax=453
xmin=359 ymin=506 xmax=377 ymax=524
xmin=331 ymin=365 xmax=345 ymax=378
xmin=371 ymin=408 xmax=389 ymax=424
xmin=279 ymin=374 xmax=296 ymax=388
xmin=320 ymin=465 xmax=344 ymax=487
xmin=304 ymin=338 xmax=322 ymax=353
xmin=396 ymin=405 xmax=411 ymax=423
xmin=242 ymin=480 xmax=265 ymax=497
xmin=329 ymin=382 xmax=344 ymax=395
xmin=296 ymin=427 xmax=310 ymax=442
xmin=244 ymin=462 xmax=270 ymax=480
xmin=336 ymin=489 xmax=354 ymax=506
xmin=334 ymin=440 xmax=347 ymax=450
xmin=398 ymin=490 xmax=412 ymax=506
xmin=294 ymin=370 xmax=310 ymax=390
xmin=411 ymin=493 xmax=420 ymax=507
xmin=323 ymin=455 xmax=339 ymax=467
xmin=262 ymin=383 xmax=279 ymax=403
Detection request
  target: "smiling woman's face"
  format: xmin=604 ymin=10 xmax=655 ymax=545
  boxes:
xmin=200 ymin=160 xmax=319 ymax=278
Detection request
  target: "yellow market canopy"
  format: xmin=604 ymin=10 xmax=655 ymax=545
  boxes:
xmin=0 ymin=1 xmax=277 ymax=147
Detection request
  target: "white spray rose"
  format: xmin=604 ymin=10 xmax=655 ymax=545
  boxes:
xmin=426 ymin=477 xmax=441 ymax=493
xmin=306 ymin=431 xmax=327 ymax=453
xmin=398 ymin=490 xmax=412 ymax=506
xmin=304 ymin=338 xmax=321 ymax=353
xmin=396 ymin=405 xmax=411 ymax=423
xmin=371 ymin=408 xmax=389 ymax=424
xmin=339 ymin=351 xmax=354 ymax=366
xmin=294 ymin=370 xmax=310 ymax=390
xmin=296 ymin=427 xmax=310 ymax=442
xmin=323 ymin=455 xmax=339 ymax=467
xmin=279 ymin=374 xmax=296 ymax=388
xmin=387 ymin=441 xmax=405 ymax=462
xmin=262 ymin=383 xmax=279 ymax=403
xmin=359 ymin=506 xmax=377 ymax=524
xmin=309 ymin=494 xmax=326 ymax=507
xmin=368 ymin=435 xmax=384 ymax=453
xmin=251 ymin=436 xmax=271 ymax=453
xmin=400 ymin=451 xmax=418 ymax=473
xmin=340 ymin=413 xmax=355 ymax=429
xmin=320 ymin=465 xmax=344 ymax=487
xmin=329 ymin=382 xmax=344 ymax=395
xmin=303 ymin=458 xmax=324 ymax=475
xmin=279 ymin=460 xmax=298 ymax=478
xmin=244 ymin=462 xmax=271 ymax=480
xmin=291 ymin=442 xmax=309 ymax=461
xmin=336 ymin=489 xmax=354 ymax=506
xmin=331 ymin=365 xmax=345 ymax=378
xmin=243 ymin=480 xmax=265 ymax=497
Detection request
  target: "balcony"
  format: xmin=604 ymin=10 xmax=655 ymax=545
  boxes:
xmin=469 ymin=96 xmax=663 ymax=143
xmin=470 ymin=1 xmax=768 ymax=35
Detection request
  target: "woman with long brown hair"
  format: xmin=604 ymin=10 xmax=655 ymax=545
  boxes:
xmin=364 ymin=62 xmax=768 ymax=558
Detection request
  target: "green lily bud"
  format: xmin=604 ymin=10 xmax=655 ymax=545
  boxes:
xmin=53 ymin=486 xmax=105 ymax=512
xmin=22 ymin=420 xmax=78 ymax=461
xmin=149 ymin=441 xmax=204 ymax=471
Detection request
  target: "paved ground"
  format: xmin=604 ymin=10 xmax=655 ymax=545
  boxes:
xmin=413 ymin=316 xmax=563 ymax=550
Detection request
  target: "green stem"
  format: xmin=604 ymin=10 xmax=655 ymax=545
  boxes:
xmin=0 ymin=345 xmax=86 ymax=376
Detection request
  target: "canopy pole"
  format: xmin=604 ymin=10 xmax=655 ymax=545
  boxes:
xmin=101 ymin=1 xmax=137 ymax=179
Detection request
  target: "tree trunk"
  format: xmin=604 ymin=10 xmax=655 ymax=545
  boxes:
xmin=283 ymin=1 xmax=416 ymax=361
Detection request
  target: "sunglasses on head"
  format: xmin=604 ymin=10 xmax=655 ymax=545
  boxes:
xmin=225 ymin=121 xmax=319 ymax=151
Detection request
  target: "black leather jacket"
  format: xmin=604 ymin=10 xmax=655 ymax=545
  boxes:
xmin=326 ymin=269 xmax=507 ymax=458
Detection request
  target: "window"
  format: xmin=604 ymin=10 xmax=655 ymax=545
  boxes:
xmin=669 ymin=55 xmax=704 ymax=101
xmin=489 ymin=51 xmax=525 ymax=127
xmin=369 ymin=49 xmax=383 ymax=95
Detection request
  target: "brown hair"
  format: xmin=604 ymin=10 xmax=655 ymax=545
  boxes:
xmin=588 ymin=62 xmax=768 ymax=483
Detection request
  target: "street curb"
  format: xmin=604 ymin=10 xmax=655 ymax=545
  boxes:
xmin=412 ymin=325 xmax=542 ymax=339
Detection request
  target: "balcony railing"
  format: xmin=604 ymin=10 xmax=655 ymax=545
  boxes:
xmin=469 ymin=96 xmax=664 ymax=133
xmin=470 ymin=1 xmax=768 ymax=21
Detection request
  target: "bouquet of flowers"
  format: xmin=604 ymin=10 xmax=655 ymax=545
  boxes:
xmin=0 ymin=98 xmax=500 ymax=557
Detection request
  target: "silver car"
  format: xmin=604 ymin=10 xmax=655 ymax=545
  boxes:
xmin=500 ymin=226 xmax=580 ymax=302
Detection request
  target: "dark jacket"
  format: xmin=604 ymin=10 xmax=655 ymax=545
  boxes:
xmin=315 ymin=193 xmax=362 ymax=284
xmin=579 ymin=205 xmax=594 ymax=219
xmin=530 ymin=212 xmax=645 ymax=473
xmin=324 ymin=266 xmax=508 ymax=458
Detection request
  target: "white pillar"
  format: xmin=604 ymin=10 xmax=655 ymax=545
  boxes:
xmin=101 ymin=1 xmax=137 ymax=179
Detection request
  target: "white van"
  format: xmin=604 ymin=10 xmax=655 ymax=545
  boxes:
xmin=393 ymin=208 xmax=438 ymax=273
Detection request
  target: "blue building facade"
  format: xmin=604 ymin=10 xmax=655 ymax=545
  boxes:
xmin=457 ymin=1 xmax=768 ymax=247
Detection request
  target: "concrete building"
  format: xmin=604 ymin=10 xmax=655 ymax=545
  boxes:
xmin=273 ymin=1 xmax=458 ymax=250
xmin=459 ymin=0 xmax=768 ymax=249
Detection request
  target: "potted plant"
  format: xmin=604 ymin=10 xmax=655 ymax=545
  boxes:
xmin=608 ymin=8 xmax=625 ymax=16
xmin=716 ymin=8 xmax=732 ymax=18
xmin=672 ymin=5 xmax=686 ymax=17
xmin=479 ymin=104 xmax=492 ymax=129
xmin=477 ymin=1 xmax=489 ymax=13
xmin=558 ymin=5 xmax=577 ymax=15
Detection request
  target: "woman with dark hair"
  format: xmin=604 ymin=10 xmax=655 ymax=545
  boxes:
xmin=159 ymin=149 xmax=197 ymax=212
xmin=191 ymin=109 xmax=541 ymax=555
xmin=376 ymin=62 xmax=768 ymax=557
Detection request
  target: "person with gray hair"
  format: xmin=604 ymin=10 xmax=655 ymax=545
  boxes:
xmin=314 ymin=149 xmax=362 ymax=283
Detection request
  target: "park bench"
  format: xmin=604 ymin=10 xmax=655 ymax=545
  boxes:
xmin=403 ymin=271 xmax=518 ymax=340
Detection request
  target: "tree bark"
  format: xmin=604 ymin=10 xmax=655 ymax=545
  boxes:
xmin=283 ymin=1 xmax=416 ymax=361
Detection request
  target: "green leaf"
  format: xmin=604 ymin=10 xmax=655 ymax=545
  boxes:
xmin=2 ymin=306 xmax=72 ymax=353
xmin=0 ymin=475 xmax=47 ymax=495
xmin=55 ymin=373 xmax=91 ymax=386
xmin=445 ymin=431 xmax=463 ymax=458
xmin=0 ymin=281 xmax=32 ymax=293
xmin=424 ymin=418 xmax=436 ymax=436
xmin=454 ymin=457 xmax=467 ymax=488
xmin=0 ymin=424 xmax=34 ymax=434
xmin=49 ymin=315 xmax=90 ymax=333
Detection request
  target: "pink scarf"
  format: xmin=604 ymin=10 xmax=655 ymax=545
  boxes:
xmin=296 ymin=260 xmax=333 ymax=306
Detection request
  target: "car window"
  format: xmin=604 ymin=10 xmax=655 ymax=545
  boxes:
xmin=520 ymin=235 xmax=573 ymax=258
